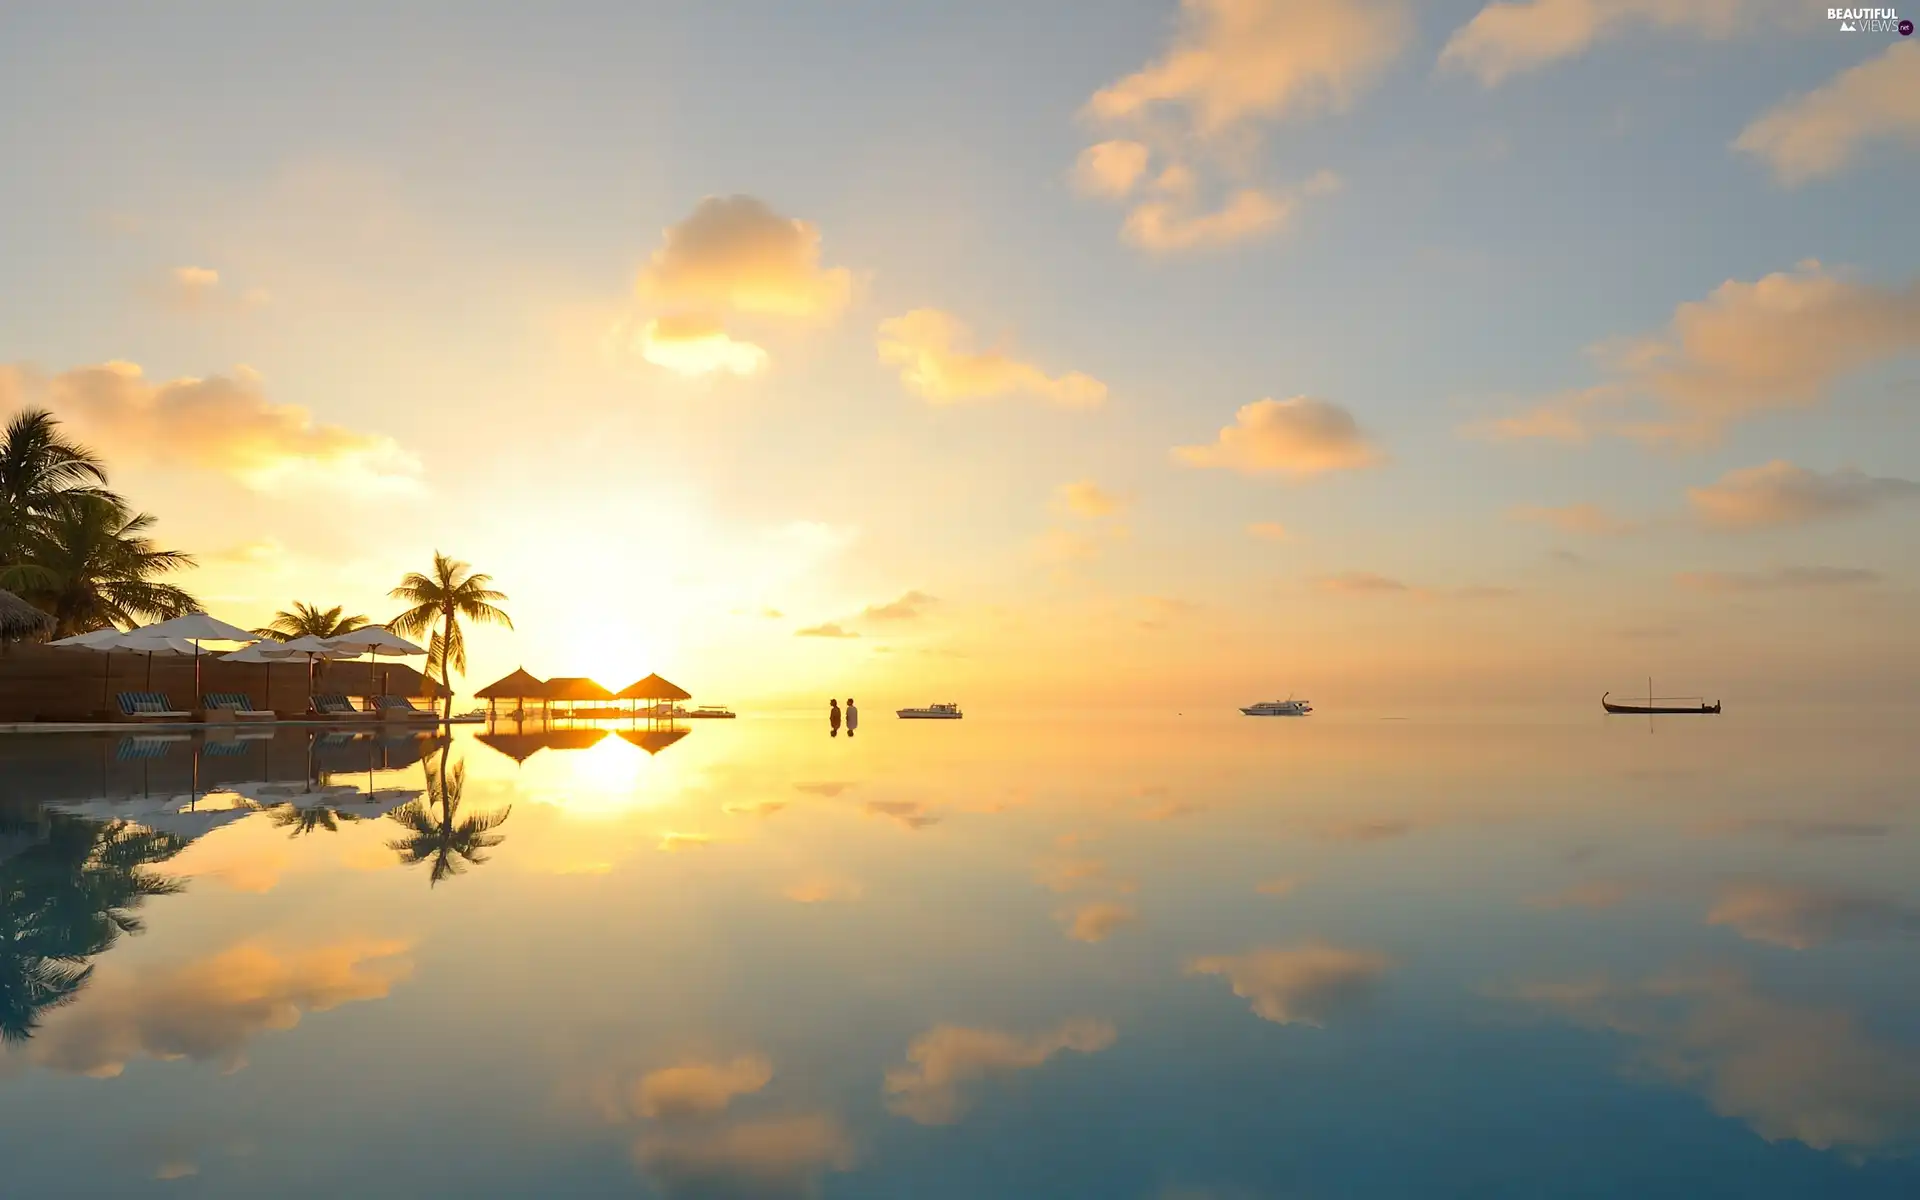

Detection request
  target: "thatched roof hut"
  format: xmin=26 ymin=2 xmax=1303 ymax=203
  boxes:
xmin=475 ymin=667 xmax=548 ymax=700
xmin=616 ymin=673 xmax=691 ymax=702
xmin=545 ymin=677 xmax=614 ymax=702
xmin=0 ymin=589 xmax=53 ymax=643
xmin=618 ymin=728 xmax=688 ymax=756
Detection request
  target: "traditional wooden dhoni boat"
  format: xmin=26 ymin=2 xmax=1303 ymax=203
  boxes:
xmin=1602 ymin=679 xmax=1720 ymax=715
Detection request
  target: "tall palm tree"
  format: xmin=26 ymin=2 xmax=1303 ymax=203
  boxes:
xmin=385 ymin=753 xmax=509 ymax=886
xmin=17 ymin=494 xmax=198 ymax=637
xmin=388 ymin=552 xmax=511 ymax=722
xmin=254 ymin=603 xmax=369 ymax=641
xmin=0 ymin=408 xmax=113 ymax=592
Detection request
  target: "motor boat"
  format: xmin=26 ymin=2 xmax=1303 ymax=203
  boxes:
xmin=686 ymin=705 xmax=736 ymax=719
xmin=897 ymin=703 xmax=963 ymax=719
xmin=1241 ymin=698 xmax=1311 ymax=716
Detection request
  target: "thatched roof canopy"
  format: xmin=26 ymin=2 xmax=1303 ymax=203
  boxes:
xmin=544 ymin=676 xmax=614 ymax=702
xmin=618 ymin=728 xmax=688 ymax=756
xmin=477 ymin=729 xmax=608 ymax=763
xmin=475 ymin=667 xmax=548 ymax=699
xmin=0 ymin=589 xmax=53 ymax=643
xmin=616 ymin=673 xmax=691 ymax=701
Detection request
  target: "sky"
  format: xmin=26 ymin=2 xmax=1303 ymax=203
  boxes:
xmin=1 ymin=0 xmax=1917 ymax=709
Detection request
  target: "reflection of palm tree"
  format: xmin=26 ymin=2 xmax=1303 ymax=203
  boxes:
xmin=0 ymin=812 xmax=186 ymax=1042
xmin=386 ymin=752 xmax=509 ymax=886
xmin=272 ymin=803 xmax=359 ymax=838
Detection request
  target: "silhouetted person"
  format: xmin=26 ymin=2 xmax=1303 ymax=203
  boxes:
xmin=829 ymin=699 xmax=841 ymax=736
xmin=846 ymin=698 xmax=858 ymax=737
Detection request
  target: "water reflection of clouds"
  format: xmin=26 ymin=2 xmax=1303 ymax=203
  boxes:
xmin=883 ymin=1020 xmax=1118 ymax=1125
xmin=1187 ymin=944 xmax=1395 ymax=1027
xmin=1514 ymin=971 xmax=1920 ymax=1157
xmin=1705 ymin=882 xmax=1920 ymax=949
xmin=15 ymin=938 xmax=412 ymax=1077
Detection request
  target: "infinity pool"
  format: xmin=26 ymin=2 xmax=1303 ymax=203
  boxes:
xmin=1 ymin=712 xmax=1915 ymax=1197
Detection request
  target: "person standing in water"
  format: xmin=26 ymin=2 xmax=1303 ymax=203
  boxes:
xmin=846 ymin=698 xmax=858 ymax=736
xmin=829 ymin=698 xmax=841 ymax=736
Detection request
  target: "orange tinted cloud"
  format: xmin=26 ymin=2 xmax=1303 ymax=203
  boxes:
xmin=1063 ymin=902 xmax=1139 ymax=943
xmin=1736 ymin=42 xmax=1920 ymax=185
xmin=1075 ymin=139 xmax=1152 ymax=197
xmin=795 ymin=622 xmax=858 ymax=639
xmin=1176 ymin=396 xmax=1379 ymax=476
xmin=1088 ymin=0 xmax=1409 ymax=135
xmin=1483 ymin=262 xmax=1920 ymax=444
xmin=1056 ymin=480 xmax=1129 ymax=518
xmin=27 ymin=361 xmax=422 ymax=493
xmin=1705 ymin=883 xmax=1920 ymax=949
xmin=883 ymin=1019 xmax=1118 ymax=1124
xmin=861 ymin=590 xmax=938 ymax=621
xmin=1313 ymin=571 xmax=1411 ymax=596
xmin=877 ymin=309 xmax=1107 ymax=408
xmin=1687 ymin=461 xmax=1920 ymax=529
xmin=23 ymin=938 xmax=413 ymax=1077
xmin=633 ymin=1056 xmax=774 ymax=1120
xmin=630 ymin=314 xmax=769 ymax=378
xmin=1186 ymin=942 xmax=1393 ymax=1026
xmin=1245 ymin=521 xmax=1290 ymax=540
xmin=1441 ymin=0 xmax=1751 ymax=87
xmin=1123 ymin=188 xmax=1289 ymax=252
xmin=637 ymin=195 xmax=852 ymax=320
xmin=783 ymin=875 xmax=864 ymax=903
xmin=633 ymin=1113 xmax=855 ymax=1198
xmin=1676 ymin=566 xmax=1882 ymax=594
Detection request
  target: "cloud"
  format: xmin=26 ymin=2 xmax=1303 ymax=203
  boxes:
xmin=1077 ymin=0 xmax=1389 ymax=250
xmin=1256 ymin=875 xmax=1304 ymax=897
xmin=1511 ymin=503 xmax=1640 ymax=535
xmin=633 ymin=1113 xmax=855 ymax=1199
xmin=657 ymin=833 xmax=713 ymax=852
xmin=633 ymin=1057 xmax=774 ymax=1121
xmin=1687 ymin=461 xmax=1920 ymax=529
xmin=629 ymin=314 xmax=770 ymax=378
xmin=1676 ymin=566 xmax=1882 ymax=594
xmin=1176 ymin=396 xmax=1380 ymax=476
xmin=1063 ymin=902 xmax=1139 ymax=943
xmin=20 ymin=938 xmax=412 ymax=1077
xmin=159 ymin=266 xmax=271 ymax=313
xmin=1035 ymin=856 xmax=1136 ymax=895
xmin=1075 ymin=139 xmax=1152 ymax=196
xmin=783 ymin=876 xmax=864 ymax=903
xmin=724 ymin=800 xmax=787 ymax=818
xmin=1033 ymin=525 xmax=1123 ymax=565
xmin=1056 ymin=480 xmax=1129 ymax=518
xmin=175 ymin=265 xmax=220 ymax=292
xmin=1136 ymin=595 xmax=1200 ymax=630
xmin=866 ymin=800 xmax=939 ymax=831
xmin=792 ymin=781 xmax=854 ymax=798
xmin=1318 ymin=817 xmax=1415 ymax=841
xmin=1246 ymin=521 xmax=1290 ymax=541
xmin=1123 ymin=188 xmax=1290 ymax=252
xmin=861 ymin=590 xmax=938 ymax=621
xmin=1440 ymin=0 xmax=1754 ymax=87
xmin=1478 ymin=262 xmax=1920 ymax=444
xmin=883 ymin=1020 xmax=1118 ymax=1125
xmin=1313 ymin=571 xmax=1411 ymax=596
xmin=795 ymin=623 xmax=859 ymax=639
xmin=637 ymin=195 xmax=852 ymax=321
xmin=1186 ymin=942 xmax=1393 ymax=1026
xmin=1087 ymin=0 xmax=1409 ymax=135
xmin=1513 ymin=970 xmax=1920 ymax=1155
xmin=877 ymin=309 xmax=1107 ymax=408
xmin=205 ymin=537 xmax=288 ymax=566
xmin=1694 ymin=817 xmax=1893 ymax=841
xmin=1736 ymin=42 xmax=1920 ymax=186
xmin=1705 ymin=883 xmax=1920 ymax=949
xmin=23 ymin=361 xmax=424 ymax=494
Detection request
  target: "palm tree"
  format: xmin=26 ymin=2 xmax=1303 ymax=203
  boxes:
xmin=0 ymin=408 xmax=113 ymax=593
xmin=16 ymin=494 xmax=199 ymax=637
xmin=254 ymin=603 xmax=369 ymax=641
xmin=0 ymin=812 xmax=186 ymax=1042
xmin=388 ymin=552 xmax=511 ymax=723
xmin=385 ymin=753 xmax=508 ymax=886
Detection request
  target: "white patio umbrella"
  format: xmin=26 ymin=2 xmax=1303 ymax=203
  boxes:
xmin=321 ymin=628 xmax=427 ymax=706
xmin=51 ymin=628 xmax=135 ymax=710
xmin=279 ymin=634 xmax=360 ymax=699
xmin=222 ymin=640 xmax=304 ymax=710
xmin=128 ymin=612 xmax=259 ymax=695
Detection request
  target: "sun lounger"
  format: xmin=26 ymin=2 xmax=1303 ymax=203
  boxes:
xmin=117 ymin=691 xmax=191 ymax=721
xmin=312 ymin=693 xmax=376 ymax=721
xmin=372 ymin=695 xmax=439 ymax=721
xmin=202 ymin=692 xmax=276 ymax=721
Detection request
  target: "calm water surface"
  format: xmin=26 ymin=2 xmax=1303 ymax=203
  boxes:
xmin=1 ymin=712 xmax=1916 ymax=1198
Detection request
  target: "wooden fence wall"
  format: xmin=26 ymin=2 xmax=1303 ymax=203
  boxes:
xmin=0 ymin=644 xmax=443 ymax=723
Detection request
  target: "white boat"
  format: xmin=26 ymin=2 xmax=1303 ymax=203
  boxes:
xmin=897 ymin=702 xmax=963 ymax=719
xmin=1241 ymin=698 xmax=1311 ymax=716
xmin=686 ymin=705 xmax=736 ymax=719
